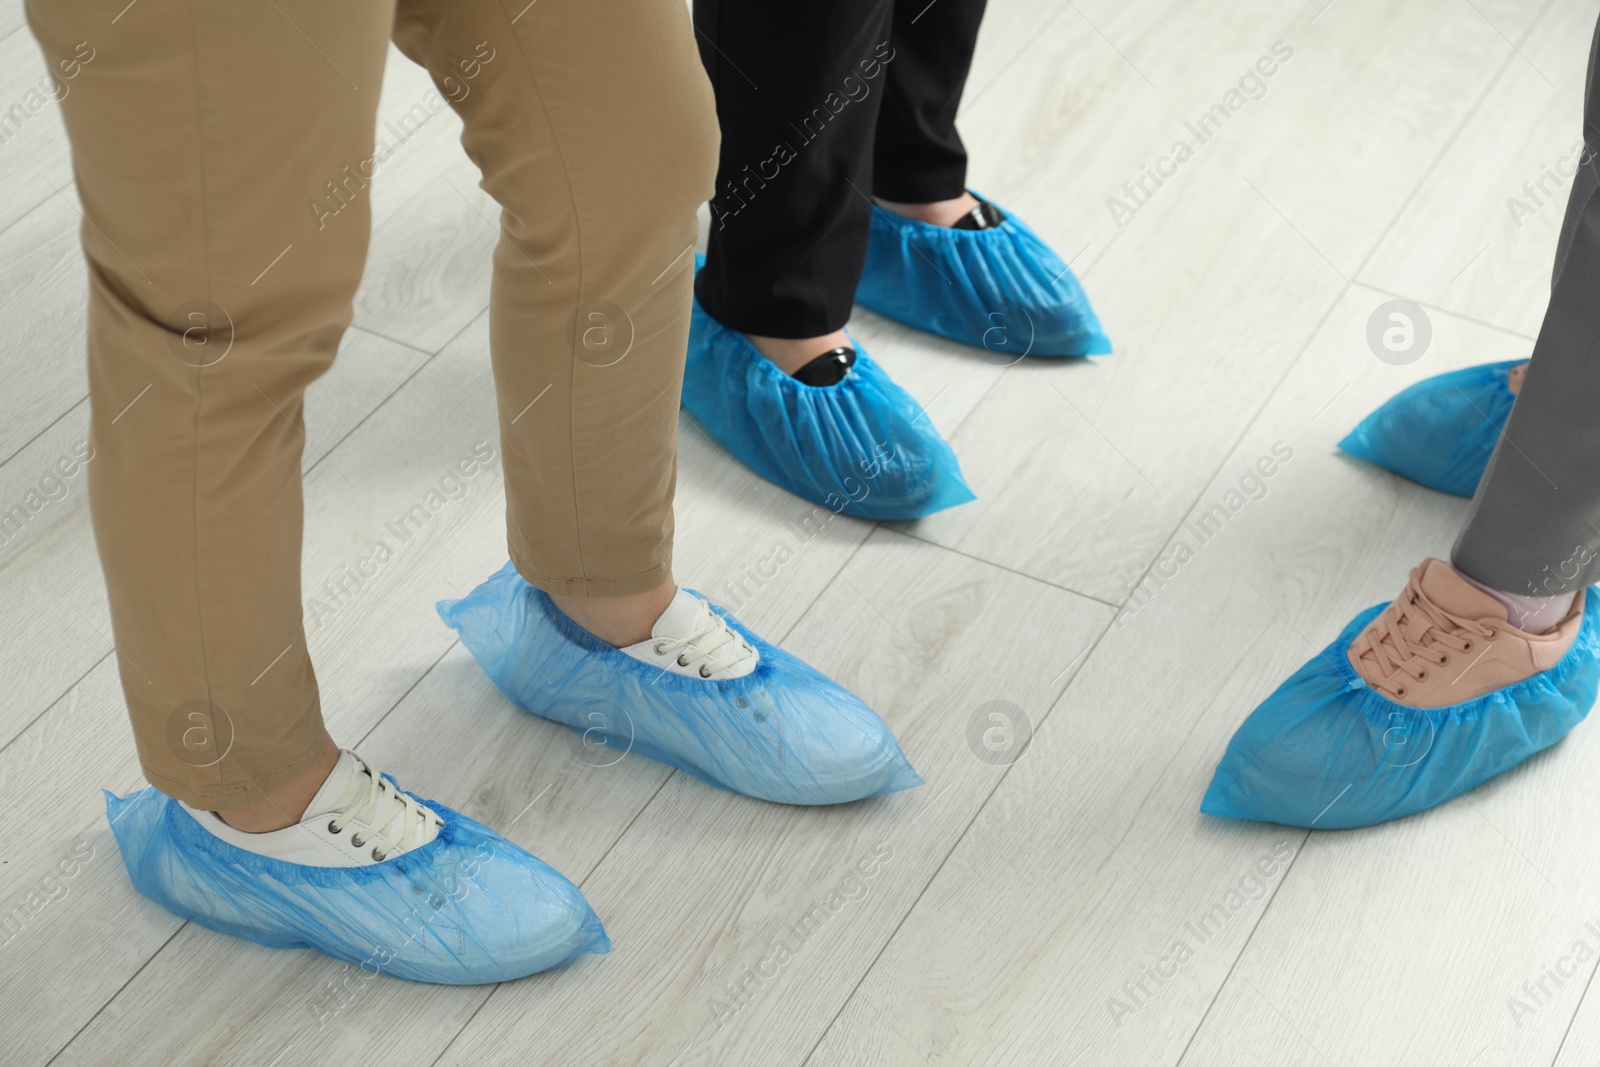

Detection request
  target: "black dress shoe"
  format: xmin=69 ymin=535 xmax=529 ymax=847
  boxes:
xmin=791 ymin=346 xmax=856 ymax=386
xmin=951 ymin=194 xmax=1006 ymax=231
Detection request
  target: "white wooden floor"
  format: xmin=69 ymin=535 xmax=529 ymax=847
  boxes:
xmin=2 ymin=0 xmax=1597 ymax=1063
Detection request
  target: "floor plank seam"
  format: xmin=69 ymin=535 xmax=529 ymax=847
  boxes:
xmin=347 ymin=322 xmax=446 ymax=359
xmin=40 ymin=922 xmax=190 ymax=1067
xmin=1345 ymin=0 xmax=1557 ymax=285
xmin=0 ymin=650 xmax=105 ymax=757
xmin=0 ymin=394 xmax=85 ymax=474
xmin=428 ymin=762 xmax=680 ymax=1067
xmin=958 ymin=0 xmax=1073 ymax=118
xmin=886 ymin=528 xmax=1124 ymax=609
xmin=1549 ymin=946 xmax=1600 ymax=1067
xmin=1353 ymin=282 xmax=1541 ymax=344
xmin=0 ymin=188 xmax=58 ymax=245
xmin=795 ymin=592 xmax=1124 ymax=1066
xmin=1168 ymin=833 xmax=1310 ymax=1067
xmin=298 ymin=304 xmax=494 ymax=491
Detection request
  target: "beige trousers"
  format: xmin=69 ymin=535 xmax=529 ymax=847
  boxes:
xmin=27 ymin=0 xmax=718 ymax=808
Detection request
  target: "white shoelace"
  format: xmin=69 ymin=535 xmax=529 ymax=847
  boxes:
xmin=653 ymin=600 xmax=758 ymax=678
xmin=327 ymin=757 xmax=442 ymax=861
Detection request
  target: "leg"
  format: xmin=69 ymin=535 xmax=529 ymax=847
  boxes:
xmin=394 ymin=0 xmax=718 ymax=614
xmin=44 ymin=0 xmax=612 ymax=982
xmin=692 ymin=0 xmax=892 ymax=341
xmin=871 ymin=0 xmax=988 ymax=218
xmin=1453 ymin=30 xmax=1600 ymax=599
xmin=1551 ymin=141 xmax=1599 ymax=289
xmin=27 ymin=0 xmax=393 ymax=813
xmin=1341 ymin=24 xmax=1600 ymax=502
xmin=1204 ymin=15 xmax=1600 ymax=830
xmin=852 ymin=0 xmax=1110 ymax=356
xmin=680 ymin=0 xmax=974 ymax=520
xmin=392 ymin=0 xmax=718 ymax=645
xmin=402 ymin=2 xmax=922 ymax=803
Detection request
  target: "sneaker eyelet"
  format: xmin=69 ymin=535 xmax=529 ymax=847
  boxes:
xmin=1438 ymin=653 xmax=1450 ymax=665
xmin=699 ymin=665 xmax=712 ymax=678
xmin=1484 ymin=627 xmax=1498 ymax=639
xmin=371 ymin=848 xmax=387 ymax=862
xmin=1396 ymin=687 xmax=1407 ymax=697
xmin=351 ymin=833 xmax=365 ymax=848
xmin=653 ymin=641 xmax=669 ymax=655
xmin=328 ymin=820 xmax=342 ymax=835
xmin=1462 ymin=640 xmax=1473 ymax=652
xmin=677 ymin=654 xmax=691 ymax=667
xmin=1415 ymin=669 xmax=1427 ymax=681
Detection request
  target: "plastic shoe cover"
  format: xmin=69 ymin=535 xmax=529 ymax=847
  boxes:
xmin=105 ymin=786 xmax=609 ymax=984
xmin=855 ymin=198 xmax=1111 ymax=359
xmin=682 ymin=283 xmax=975 ymax=520
xmin=1201 ymin=595 xmax=1600 ymax=829
xmin=439 ymin=562 xmax=923 ymax=806
xmin=1338 ymin=360 xmax=1522 ymax=498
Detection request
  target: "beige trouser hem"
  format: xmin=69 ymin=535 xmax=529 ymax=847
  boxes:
xmin=512 ymin=553 xmax=675 ymax=599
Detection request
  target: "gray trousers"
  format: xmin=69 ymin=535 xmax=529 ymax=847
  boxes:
xmin=1452 ymin=13 xmax=1600 ymax=597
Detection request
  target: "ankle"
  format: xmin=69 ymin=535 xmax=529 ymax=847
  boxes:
xmin=745 ymin=330 xmax=853 ymax=376
xmin=1457 ymin=569 xmax=1576 ymax=634
xmin=876 ymin=192 xmax=981 ymax=228
xmin=550 ymin=577 xmax=676 ymax=647
xmin=216 ymin=735 xmax=340 ymax=833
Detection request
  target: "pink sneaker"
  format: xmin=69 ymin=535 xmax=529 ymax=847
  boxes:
xmin=1202 ymin=558 xmax=1599 ymax=828
xmin=1347 ymin=559 xmax=1580 ymax=707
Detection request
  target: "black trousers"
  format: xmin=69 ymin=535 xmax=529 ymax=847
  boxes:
xmin=1453 ymin=11 xmax=1600 ymax=596
xmin=693 ymin=0 xmax=989 ymax=338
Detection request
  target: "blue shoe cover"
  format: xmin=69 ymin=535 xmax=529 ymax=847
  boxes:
xmin=682 ymin=282 xmax=975 ymax=520
xmin=1202 ymin=595 xmax=1600 ymax=829
xmin=1338 ymin=360 xmax=1522 ymax=498
xmin=855 ymin=198 xmax=1111 ymax=358
xmin=105 ymin=785 xmax=609 ymax=984
xmin=439 ymin=562 xmax=924 ymax=806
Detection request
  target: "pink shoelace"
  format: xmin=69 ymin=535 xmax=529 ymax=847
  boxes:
xmin=1349 ymin=568 xmax=1498 ymax=700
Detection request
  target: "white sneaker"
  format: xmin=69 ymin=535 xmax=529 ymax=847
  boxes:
xmin=183 ymin=750 xmax=442 ymax=867
xmin=620 ymin=587 xmax=760 ymax=680
xmin=109 ymin=753 xmax=610 ymax=983
xmin=442 ymin=563 xmax=924 ymax=805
